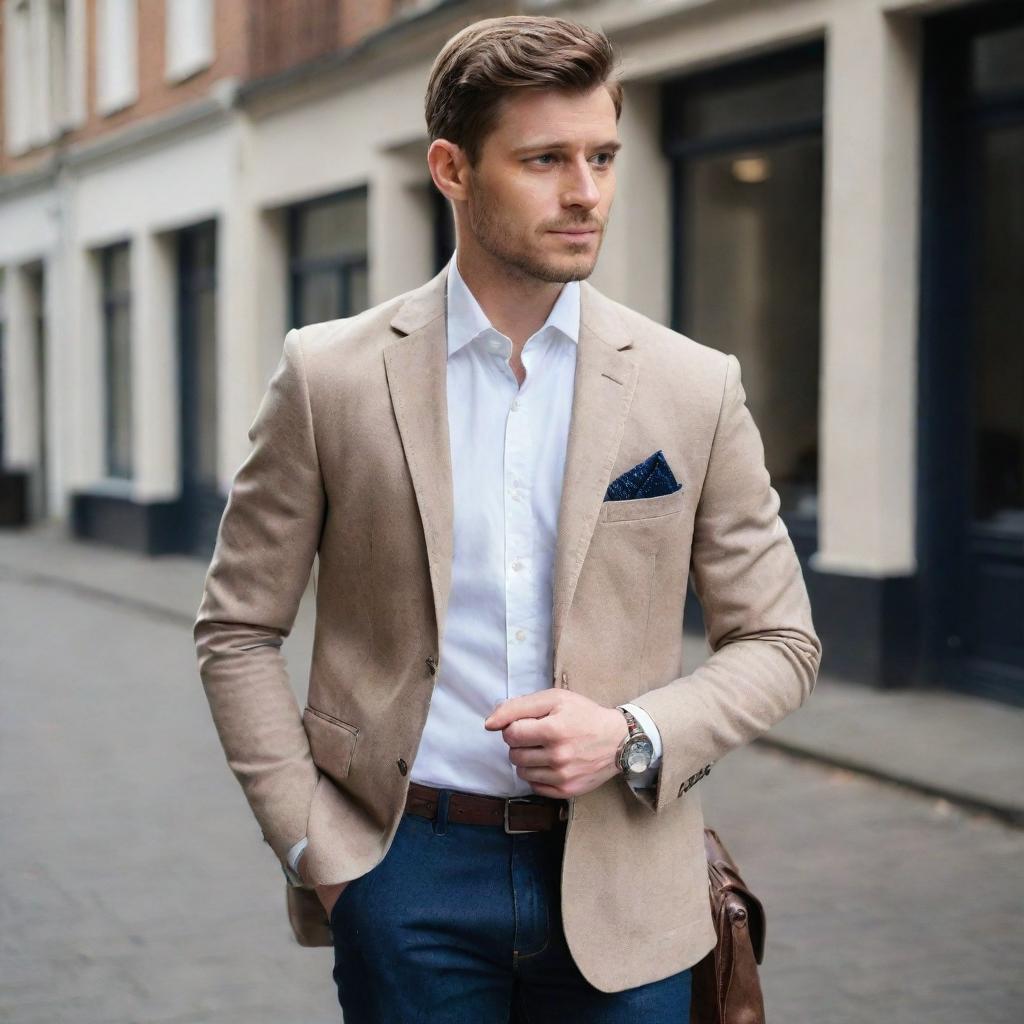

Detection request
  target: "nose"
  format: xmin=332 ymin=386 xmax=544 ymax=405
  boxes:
xmin=561 ymin=155 xmax=601 ymax=209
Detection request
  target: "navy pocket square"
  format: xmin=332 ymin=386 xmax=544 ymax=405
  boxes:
xmin=604 ymin=450 xmax=683 ymax=502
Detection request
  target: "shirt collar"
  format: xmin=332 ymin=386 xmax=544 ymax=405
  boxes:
xmin=445 ymin=249 xmax=580 ymax=360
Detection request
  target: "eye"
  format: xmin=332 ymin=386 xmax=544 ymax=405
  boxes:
xmin=531 ymin=153 xmax=557 ymax=165
xmin=592 ymin=152 xmax=616 ymax=167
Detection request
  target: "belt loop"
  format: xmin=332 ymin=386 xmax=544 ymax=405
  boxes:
xmin=432 ymin=788 xmax=451 ymax=836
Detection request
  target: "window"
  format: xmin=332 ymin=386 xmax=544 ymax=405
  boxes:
xmin=966 ymin=19 xmax=1024 ymax=530
xmin=100 ymin=242 xmax=132 ymax=479
xmin=288 ymin=188 xmax=369 ymax=328
xmin=48 ymin=0 xmax=69 ymax=126
xmin=663 ymin=43 xmax=825 ymax=527
xmin=96 ymin=0 xmax=137 ymax=115
xmin=3 ymin=0 xmax=79 ymax=151
xmin=4 ymin=0 xmax=33 ymax=152
xmin=165 ymin=0 xmax=213 ymax=83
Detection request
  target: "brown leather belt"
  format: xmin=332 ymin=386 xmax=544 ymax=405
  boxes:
xmin=405 ymin=781 xmax=569 ymax=833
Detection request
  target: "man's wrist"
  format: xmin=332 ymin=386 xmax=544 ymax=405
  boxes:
xmin=611 ymin=706 xmax=630 ymax=771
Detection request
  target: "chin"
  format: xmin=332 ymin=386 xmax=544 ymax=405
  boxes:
xmin=555 ymin=254 xmax=599 ymax=282
xmin=533 ymin=260 xmax=594 ymax=284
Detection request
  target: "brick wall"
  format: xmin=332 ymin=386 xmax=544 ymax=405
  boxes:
xmin=0 ymin=0 xmax=403 ymax=176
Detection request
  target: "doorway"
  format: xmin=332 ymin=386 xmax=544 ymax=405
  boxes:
xmin=920 ymin=1 xmax=1024 ymax=704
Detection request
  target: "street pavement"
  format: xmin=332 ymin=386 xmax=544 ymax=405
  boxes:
xmin=1 ymin=524 xmax=1022 ymax=1023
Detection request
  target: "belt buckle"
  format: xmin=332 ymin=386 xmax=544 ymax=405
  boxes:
xmin=504 ymin=796 xmax=539 ymax=834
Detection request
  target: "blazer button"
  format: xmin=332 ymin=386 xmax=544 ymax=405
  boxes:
xmin=397 ymin=758 xmax=408 ymax=775
xmin=425 ymin=655 xmax=437 ymax=675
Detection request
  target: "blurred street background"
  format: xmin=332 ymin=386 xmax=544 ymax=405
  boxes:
xmin=3 ymin=525 xmax=1022 ymax=1023
xmin=1 ymin=0 xmax=1022 ymax=1022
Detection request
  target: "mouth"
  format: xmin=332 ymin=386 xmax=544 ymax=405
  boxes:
xmin=549 ymin=228 xmax=598 ymax=240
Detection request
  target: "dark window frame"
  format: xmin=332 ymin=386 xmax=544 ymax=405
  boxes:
xmin=100 ymin=240 xmax=133 ymax=480
xmin=287 ymin=185 xmax=370 ymax=328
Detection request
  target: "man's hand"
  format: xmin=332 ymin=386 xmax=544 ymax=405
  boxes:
xmin=484 ymin=689 xmax=628 ymax=799
xmin=298 ymin=852 xmax=350 ymax=917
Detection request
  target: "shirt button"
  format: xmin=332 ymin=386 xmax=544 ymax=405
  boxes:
xmin=511 ymin=560 xmax=522 ymax=572
xmin=511 ymin=399 xmax=519 ymax=411
xmin=515 ymin=629 xmax=526 ymax=641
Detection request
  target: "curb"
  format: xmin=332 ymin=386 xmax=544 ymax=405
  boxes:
xmin=754 ymin=735 xmax=1024 ymax=829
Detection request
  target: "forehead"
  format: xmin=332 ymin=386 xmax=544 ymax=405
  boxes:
xmin=488 ymin=86 xmax=619 ymax=146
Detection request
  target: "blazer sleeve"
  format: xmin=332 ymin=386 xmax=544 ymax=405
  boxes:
xmin=193 ymin=327 xmax=326 ymax=868
xmin=626 ymin=352 xmax=822 ymax=813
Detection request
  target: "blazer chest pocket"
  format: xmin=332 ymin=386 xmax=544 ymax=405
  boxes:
xmin=303 ymin=705 xmax=359 ymax=785
xmin=598 ymin=487 xmax=687 ymax=524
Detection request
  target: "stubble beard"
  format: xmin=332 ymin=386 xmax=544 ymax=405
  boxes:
xmin=467 ymin=184 xmax=601 ymax=285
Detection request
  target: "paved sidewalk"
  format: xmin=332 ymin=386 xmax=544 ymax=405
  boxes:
xmin=3 ymin=520 xmax=1022 ymax=1023
xmin=2 ymin=520 xmax=1022 ymax=828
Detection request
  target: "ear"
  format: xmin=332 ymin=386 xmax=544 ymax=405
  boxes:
xmin=427 ymin=139 xmax=470 ymax=203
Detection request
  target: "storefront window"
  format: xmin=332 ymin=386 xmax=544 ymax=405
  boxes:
xmin=664 ymin=44 xmax=824 ymax=525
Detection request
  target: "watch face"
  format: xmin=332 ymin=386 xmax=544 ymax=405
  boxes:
xmin=625 ymin=737 xmax=654 ymax=773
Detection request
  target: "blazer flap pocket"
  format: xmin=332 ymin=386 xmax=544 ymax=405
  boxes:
xmin=303 ymin=706 xmax=359 ymax=784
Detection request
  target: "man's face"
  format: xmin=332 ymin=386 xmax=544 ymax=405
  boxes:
xmin=463 ymin=85 xmax=619 ymax=284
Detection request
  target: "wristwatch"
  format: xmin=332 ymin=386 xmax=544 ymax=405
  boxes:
xmin=615 ymin=707 xmax=655 ymax=777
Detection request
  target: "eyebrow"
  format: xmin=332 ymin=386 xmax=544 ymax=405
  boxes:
xmin=513 ymin=139 xmax=623 ymax=155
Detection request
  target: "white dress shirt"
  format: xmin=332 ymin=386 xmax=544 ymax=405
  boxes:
xmin=287 ymin=252 xmax=662 ymax=876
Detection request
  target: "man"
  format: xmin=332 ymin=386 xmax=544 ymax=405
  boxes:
xmin=194 ymin=14 xmax=821 ymax=1023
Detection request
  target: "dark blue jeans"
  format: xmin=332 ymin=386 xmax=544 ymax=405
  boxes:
xmin=329 ymin=787 xmax=692 ymax=1023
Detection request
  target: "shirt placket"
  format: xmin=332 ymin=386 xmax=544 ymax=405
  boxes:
xmin=498 ymin=332 xmax=541 ymax=787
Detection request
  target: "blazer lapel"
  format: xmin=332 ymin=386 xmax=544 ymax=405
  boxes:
xmin=551 ymin=282 xmax=638 ymax=663
xmin=384 ymin=265 xmax=453 ymax=653
xmin=383 ymin=262 xmax=638 ymax=669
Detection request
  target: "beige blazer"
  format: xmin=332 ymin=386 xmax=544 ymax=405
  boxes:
xmin=193 ymin=257 xmax=821 ymax=994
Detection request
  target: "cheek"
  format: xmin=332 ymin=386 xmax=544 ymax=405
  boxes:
xmin=505 ymin=171 xmax=558 ymax=210
xmin=484 ymin=178 xmax=537 ymax=222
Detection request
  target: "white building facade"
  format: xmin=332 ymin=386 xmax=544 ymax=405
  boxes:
xmin=1 ymin=0 xmax=1021 ymax=702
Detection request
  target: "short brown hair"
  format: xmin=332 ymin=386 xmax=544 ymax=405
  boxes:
xmin=425 ymin=15 xmax=623 ymax=168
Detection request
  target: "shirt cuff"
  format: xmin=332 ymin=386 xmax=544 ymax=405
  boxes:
xmin=286 ymin=836 xmax=309 ymax=875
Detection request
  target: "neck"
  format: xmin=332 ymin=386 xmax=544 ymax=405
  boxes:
xmin=455 ymin=242 xmax=567 ymax=351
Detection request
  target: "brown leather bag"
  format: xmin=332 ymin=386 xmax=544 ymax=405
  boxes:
xmin=690 ymin=827 xmax=767 ymax=1024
